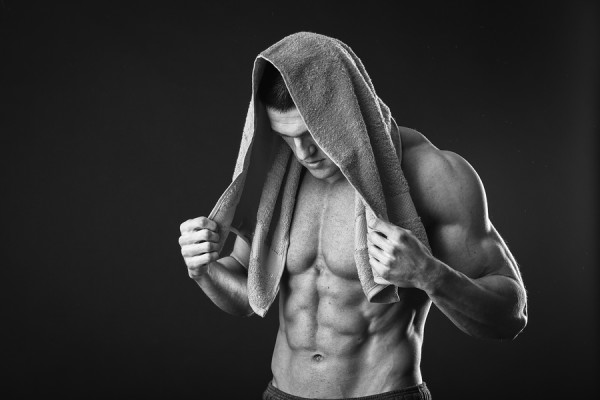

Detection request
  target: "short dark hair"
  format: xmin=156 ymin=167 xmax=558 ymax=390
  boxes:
xmin=258 ymin=62 xmax=296 ymax=112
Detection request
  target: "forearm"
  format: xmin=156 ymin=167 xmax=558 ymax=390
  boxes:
xmin=424 ymin=259 xmax=527 ymax=340
xmin=194 ymin=256 xmax=253 ymax=317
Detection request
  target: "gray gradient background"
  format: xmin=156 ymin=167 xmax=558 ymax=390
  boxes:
xmin=2 ymin=1 xmax=597 ymax=399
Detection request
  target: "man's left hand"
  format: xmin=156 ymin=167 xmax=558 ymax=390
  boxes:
xmin=367 ymin=217 xmax=437 ymax=290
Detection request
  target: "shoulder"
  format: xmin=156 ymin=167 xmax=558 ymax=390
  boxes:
xmin=398 ymin=127 xmax=488 ymax=232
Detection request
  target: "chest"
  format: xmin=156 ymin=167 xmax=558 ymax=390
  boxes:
xmin=286 ymin=172 xmax=357 ymax=279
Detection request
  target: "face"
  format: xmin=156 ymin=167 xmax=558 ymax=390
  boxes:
xmin=266 ymin=107 xmax=343 ymax=184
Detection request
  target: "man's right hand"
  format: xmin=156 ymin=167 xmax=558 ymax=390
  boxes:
xmin=179 ymin=216 xmax=221 ymax=280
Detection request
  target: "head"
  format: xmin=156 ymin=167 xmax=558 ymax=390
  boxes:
xmin=258 ymin=62 xmax=343 ymax=184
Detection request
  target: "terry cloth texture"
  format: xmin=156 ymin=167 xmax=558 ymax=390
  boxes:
xmin=262 ymin=381 xmax=432 ymax=400
xmin=208 ymin=32 xmax=430 ymax=317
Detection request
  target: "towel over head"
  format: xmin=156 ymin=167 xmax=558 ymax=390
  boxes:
xmin=208 ymin=32 xmax=430 ymax=317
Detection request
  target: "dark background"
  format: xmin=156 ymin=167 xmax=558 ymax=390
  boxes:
xmin=2 ymin=1 xmax=597 ymax=399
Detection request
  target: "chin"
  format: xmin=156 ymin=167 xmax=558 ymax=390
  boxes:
xmin=308 ymin=165 xmax=340 ymax=182
xmin=308 ymin=169 xmax=327 ymax=179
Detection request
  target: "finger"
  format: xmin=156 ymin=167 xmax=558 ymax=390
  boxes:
xmin=367 ymin=230 xmax=395 ymax=254
xmin=369 ymin=256 xmax=390 ymax=280
xmin=368 ymin=217 xmax=397 ymax=238
xmin=181 ymin=241 xmax=220 ymax=257
xmin=180 ymin=218 xmax=199 ymax=234
xmin=186 ymin=252 xmax=220 ymax=268
xmin=368 ymin=242 xmax=392 ymax=266
xmin=179 ymin=229 xmax=220 ymax=245
xmin=180 ymin=217 xmax=218 ymax=234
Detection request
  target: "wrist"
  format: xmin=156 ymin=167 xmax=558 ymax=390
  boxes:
xmin=420 ymin=256 xmax=447 ymax=295
xmin=193 ymin=261 xmax=216 ymax=285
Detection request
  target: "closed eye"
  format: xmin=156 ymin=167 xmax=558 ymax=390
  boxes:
xmin=272 ymin=129 xmax=309 ymax=138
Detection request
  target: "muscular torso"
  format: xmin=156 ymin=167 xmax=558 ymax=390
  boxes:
xmin=271 ymin=167 xmax=430 ymax=398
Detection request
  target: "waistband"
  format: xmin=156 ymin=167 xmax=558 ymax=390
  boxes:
xmin=262 ymin=381 xmax=432 ymax=400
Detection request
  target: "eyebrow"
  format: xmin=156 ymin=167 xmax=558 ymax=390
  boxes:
xmin=272 ymin=129 xmax=309 ymax=138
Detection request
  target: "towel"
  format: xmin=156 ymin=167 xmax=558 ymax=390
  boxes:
xmin=208 ymin=32 xmax=430 ymax=317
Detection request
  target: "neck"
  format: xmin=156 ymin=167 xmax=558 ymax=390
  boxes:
xmin=307 ymin=168 xmax=345 ymax=185
xmin=323 ymin=170 xmax=345 ymax=185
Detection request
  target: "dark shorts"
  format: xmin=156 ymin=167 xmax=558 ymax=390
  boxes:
xmin=262 ymin=381 xmax=432 ymax=400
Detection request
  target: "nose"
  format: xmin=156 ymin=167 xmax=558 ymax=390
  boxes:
xmin=294 ymin=137 xmax=316 ymax=161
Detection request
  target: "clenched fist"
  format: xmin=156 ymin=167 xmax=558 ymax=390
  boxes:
xmin=367 ymin=217 xmax=435 ymax=291
xmin=179 ymin=216 xmax=221 ymax=280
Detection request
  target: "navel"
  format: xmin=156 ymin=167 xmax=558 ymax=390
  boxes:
xmin=312 ymin=353 xmax=324 ymax=362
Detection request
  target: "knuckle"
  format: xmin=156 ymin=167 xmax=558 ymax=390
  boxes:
xmin=199 ymin=242 xmax=210 ymax=252
xmin=188 ymin=257 xmax=202 ymax=268
xmin=205 ymin=231 xmax=214 ymax=240
xmin=180 ymin=220 xmax=188 ymax=233
xmin=185 ymin=245 xmax=198 ymax=256
xmin=188 ymin=232 xmax=198 ymax=242
xmin=397 ymin=228 xmax=411 ymax=242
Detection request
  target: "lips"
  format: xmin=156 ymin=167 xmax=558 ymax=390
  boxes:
xmin=304 ymin=159 xmax=323 ymax=167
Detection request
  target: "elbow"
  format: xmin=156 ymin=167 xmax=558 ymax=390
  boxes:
xmin=512 ymin=303 xmax=528 ymax=338
xmin=225 ymin=309 xmax=255 ymax=318
xmin=227 ymin=305 xmax=255 ymax=318
xmin=472 ymin=305 xmax=528 ymax=341
xmin=505 ymin=289 xmax=528 ymax=340
xmin=463 ymin=281 xmax=529 ymax=341
xmin=497 ymin=284 xmax=528 ymax=340
xmin=491 ymin=306 xmax=528 ymax=341
xmin=501 ymin=311 xmax=527 ymax=340
xmin=238 ymin=301 xmax=256 ymax=318
xmin=242 ymin=308 xmax=256 ymax=318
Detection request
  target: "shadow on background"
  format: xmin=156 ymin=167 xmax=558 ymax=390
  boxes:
xmin=1 ymin=1 xmax=597 ymax=398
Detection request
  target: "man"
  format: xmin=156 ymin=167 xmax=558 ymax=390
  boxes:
xmin=178 ymin=33 xmax=527 ymax=399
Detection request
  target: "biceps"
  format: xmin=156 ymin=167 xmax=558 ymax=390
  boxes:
xmin=228 ymin=234 xmax=251 ymax=271
xmin=430 ymin=223 xmax=519 ymax=281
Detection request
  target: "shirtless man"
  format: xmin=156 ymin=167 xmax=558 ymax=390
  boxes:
xmin=178 ymin=63 xmax=528 ymax=399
